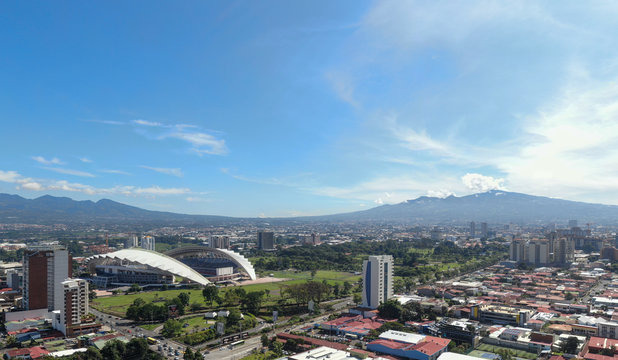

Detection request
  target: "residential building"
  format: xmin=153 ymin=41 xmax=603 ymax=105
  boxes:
xmin=362 ymin=255 xmax=393 ymax=309
xmin=257 ymin=231 xmax=275 ymax=250
xmin=469 ymin=222 xmax=475 ymax=237
xmin=140 ymin=235 xmax=155 ymax=251
xmin=125 ymin=234 xmax=139 ymax=249
xmin=597 ymin=321 xmax=618 ymax=340
xmin=208 ymin=235 xmax=230 ymax=249
xmin=23 ymin=245 xmax=71 ymax=311
xmin=481 ymin=222 xmax=488 ymax=238
xmin=59 ymin=278 xmax=89 ymax=335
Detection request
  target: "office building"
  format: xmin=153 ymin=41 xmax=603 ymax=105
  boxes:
xmin=362 ymin=255 xmax=393 ymax=309
xmin=125 ymin=234 xmax=139 ymax=249
xmin=23 ymin=245 xmax=71 ymax=311
xmin=469 ymin=305 xmax=532 ymax=326
xmin=303 ymin=233 xmax=321 ymax=246
xmin=257 ymin=231 xmax=275 ymax=250
xmin=469 ymin=222 xmax=476 ymax=237
xmin=208 ymin=235 xmax=230 ymax=249
xmin=141 ymin=235 xmax=155 ymax=251
xmin=59 ymin=278 xmax=89 ymax=335
xmin=480 ymin=222 xmax=488 ymax=238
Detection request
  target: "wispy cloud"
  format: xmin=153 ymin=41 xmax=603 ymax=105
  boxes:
xmin=100 ymin=169 xmax=132 ymax=175
xmin=132 ymin=120 xmax=228 ymax=155
xmin=79 ymin=157 xmax=93 ymax=163
xmin=132 ymin=119 xmax=163 ymax=127
xmin=140 ymin=166 xmax=183 ymax=177
xmin=42 ymin=167 xmax=96 ymax=178
xmin=0 ymin=169 xmax=191 ymax=197
xmin=32 ymin=156 xmax=64 ymax=165
xmin=86 ymin=120 xmax=125 ymax=125
xmin=134 ymin=186 xmax=190 ymax=195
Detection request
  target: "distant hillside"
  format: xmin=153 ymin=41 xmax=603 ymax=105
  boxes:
xmin=306 ymin=190 xmax=618 ymax=224
xmin=1 ymin=191 xmax=618 ymax=226
xmin=0 ymin=193 xmax=232 ymax=225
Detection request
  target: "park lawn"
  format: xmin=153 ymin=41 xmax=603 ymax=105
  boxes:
xmin=91 ymin=270 xmax=360 ymax=316
xmin=476 ymin=343 xmax=537 ymax=359
xmin=179 ymin=315 xmax=215 ymax=334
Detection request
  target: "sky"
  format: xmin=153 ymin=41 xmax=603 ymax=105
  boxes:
xmin=2 ymin=1 xmax=618 ymax=217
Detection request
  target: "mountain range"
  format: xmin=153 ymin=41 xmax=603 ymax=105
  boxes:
xmin=1 ymin=191 xmax=618 ymax=225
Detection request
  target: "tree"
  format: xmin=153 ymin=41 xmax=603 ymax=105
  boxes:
xmin=271 ymin=341 xmax=284 ymax=357
xmin=184 ymin=348 xmax=194 ymax=360
xmin=202 ymin=286 xmax=219 ymax=306
xmin=353 ymin=293 xmax=362 ymax=305
xmin=226 ymin=308 xmax=242 ymax=327
xmin=311 ymin=269 xmax=317 ymax=279
xmin=101 ymin=339 xmax=126 ymax=360
xmin=129 ymin=283 xmax=142 ymax=293
xmin=161 ymin=319 xmax=183 ymax=338
xmin=5 ymin=335 xmax=18 ymax=348
xmin=377 ymin=299 xmax=402 ymax=319
xmin=178 ymin=292 xmax=190 ymax=307
xmin=333 ymin=283 xmax=340 ymax=298
xmin=561 ymin=336 xmax=580 ymax=354
xmin=343 ymin=281 xmax=352 ymax=295
xmin=261 ymin=334 xmax=271 ymax=348
xmin=243 ymin=291 xmax=265 ymax=315
xmin=125 ymin=338 xmax=149 ymax=359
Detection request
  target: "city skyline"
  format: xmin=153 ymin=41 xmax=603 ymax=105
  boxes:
xmin=3 ymin=1 xmax=618 ymax=217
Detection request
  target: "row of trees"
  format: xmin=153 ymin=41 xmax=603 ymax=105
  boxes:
xmin=252 ymin=239 xmax=507 ymax=281
xmin=39 ymin=338 xmax=163 ymax=360
xmin=202 ymin=286 xmax=267 ymax=315
xmin=126 ymin=293 xmax=190 ymax=322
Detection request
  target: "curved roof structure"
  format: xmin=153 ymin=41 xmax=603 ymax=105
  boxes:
xmin=87 ymin=248 xmax=211 ymax=286
xmin=165 ymin=246 xmax=257 ymax=280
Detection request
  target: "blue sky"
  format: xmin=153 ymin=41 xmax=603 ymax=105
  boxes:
xmin=2 ymin=1 xmax=618 ymax=217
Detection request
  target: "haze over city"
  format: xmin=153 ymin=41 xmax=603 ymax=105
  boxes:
xmin=2 ymin=1 xmax=618 ymax=218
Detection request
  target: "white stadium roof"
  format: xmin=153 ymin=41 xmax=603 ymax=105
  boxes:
xmin=87 ymin=248 xmax=211 ymax=286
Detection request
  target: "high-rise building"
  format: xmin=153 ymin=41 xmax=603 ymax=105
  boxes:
xmin=510 ymin=238 xmax=573 ymax=267
xmin=59 ymin=278 xmax=89 ymax=335
xmin=362 ymin=255 xmax=393 ymax=309
xmin=303 ymin=233 xmax=321 ymax=246
xmin=470 ymin=222 xmax=476 ymax=237
xmin=208 ymin=235 xmax=230 ymax=249
xmin=430 ymin=227 xmax=442 ymax=241
xmin=23 ymin=245 xmax=72 ymax=311
xmin=125 ymin=234 xmax=139 ymax=249
xmin=257 ymin=231 xmax=275 ymax=250
xmin=480 ymin=222 xmax=488 ymax=238
xmin=527 ymin=240 xmax=549 ymax=266
xmin=568 ymin=220 xmax=578 ymax=228
xmin=509 ymin=239 xmax=527 ymax=263
xmin=141 ymin=236 xmax=155 ymax=251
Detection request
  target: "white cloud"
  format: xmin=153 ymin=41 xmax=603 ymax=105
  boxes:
xmin=42 ymin=167 xmax=96 ymax=178
xmin=167 ymin=131 xmax=227 ymax=155
xmin=0 ymin=169 xmax=190 ymax=197
xmin=426 ymin=189 xmax=455 ymax=198
xmin=497 ymin=70 xmax=618 ymax=199
xmin=140 ymin=166 xmax=183 ymax=177
xmin=325 ymin=71 xmax=361 ymax=108
xmin=100 ymin=169 xmax=132 ymax=175
xmin=19 ymin=182 xmax=43 ymax=191
xmin=133 ymin=119 xmax=163 ymax=127
xmin=0 ymin=170 xmax=23 ymax=183
xmin=79 ymin=157 xmax=93 ymax=163
xmin=461 ymin=173 xmax=505 ymax=193
xmin=134 ymin=186 xmax=190 ymax=195
xmin=32 ymin=156 xmax=64 ymax=165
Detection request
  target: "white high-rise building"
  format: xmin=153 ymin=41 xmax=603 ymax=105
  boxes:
xmin=141 ymin=235 xmax=155 ymax=251
xmin=59 ymin=278 xmax=89 ymax=335
xmin=125 ymin=234 xmax=139 ymax=248
xmin=362 ymin=255 xmax=393 ymax=309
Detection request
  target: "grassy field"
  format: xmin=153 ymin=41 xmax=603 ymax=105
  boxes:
xmin=178 ymin=315 xmax=216 ymax=334
xmin=476 ymin=344 xmax=537 ymax=359
xmin=91 ymin=270 xmax=360 ymax=317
